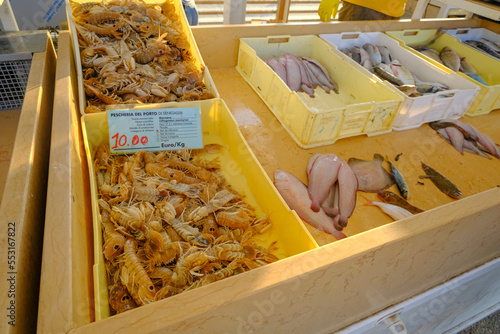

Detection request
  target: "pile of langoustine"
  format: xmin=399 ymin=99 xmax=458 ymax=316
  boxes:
xmin=93 ymin=144 xmax=278 ymax=314
xmin=69 ymin=0 xmax=214 ymax=114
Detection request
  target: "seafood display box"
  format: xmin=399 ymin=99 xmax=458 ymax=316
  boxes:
xmin=65 ymin=0 xmax=219 ymax=115
xmin=236 ymin=35 xmax=403 ymax=148
xmin=445 ymin=27 xmax=500 ymax=50
xmin=37 ymin=18 xmax=500 ymax=333
xmin=81 ymin=98 xmax=318 ymax=320
xmin=386 ymin=29 xmax=500 ymax=117
xmin=319 ymin=32 xmax=479 ymax=131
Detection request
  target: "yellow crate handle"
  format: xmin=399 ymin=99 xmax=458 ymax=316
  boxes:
xmin=318 ymin=0 xmax=340 ymax=22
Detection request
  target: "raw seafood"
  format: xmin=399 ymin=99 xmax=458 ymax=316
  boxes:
xmin=307 ymin=153 xmax=358 ymax=230
xmin=341 ymin=43 xmax=448 ymax=96
xmin=419 ymin=162 xmax=462 ymax=199
xmin=307 ymin=154 xmax=342 ymax=212
xmin=336 ymin=161 xmax=358 ymax=229
xmin=439 ymin=47 xmax=461 ymax=72
xmin=464 ymin=39 xmax=500 ymax=59
xmin=274 ymin=170 xmax=347 ymax=240
xmin=377 ymin=191 xmax=424 ymax=214
xmin=348 ymin=153 xmax=395 ymax=192
xmin=266 ymin=54 xmax=339 ymax=97
xmin=430 ymin=119 xmax=500 ymax=159
xmin=94 ymin=144 xmax=278 ymax=314
xmin=69 ymin=0 xmax=214 ymax=113
xmin=360 ymin=194 xmax=413 ymax=221
xmin=386 ymin=158 xmax=409 ymax=199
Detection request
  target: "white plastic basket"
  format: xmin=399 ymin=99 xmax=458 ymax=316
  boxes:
xmin=319 ymin=32 xmax=480 ymax=131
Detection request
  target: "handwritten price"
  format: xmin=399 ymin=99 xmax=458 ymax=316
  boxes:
xmin=111 ymin=133 xmax=149 ymax=149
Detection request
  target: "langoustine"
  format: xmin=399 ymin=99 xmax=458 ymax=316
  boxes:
xmin=69 ymin=0 xmax=214 ymax=113
xmin=94 ymin=144 xmax=279 ymax=315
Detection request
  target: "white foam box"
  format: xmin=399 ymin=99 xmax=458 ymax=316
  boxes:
xmin=319 ymin=31 xmax=480 ymax=131
xmin=236 ymin=35 xmax=403 ymax=148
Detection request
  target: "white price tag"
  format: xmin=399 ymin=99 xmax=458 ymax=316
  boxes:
xmin=107 ymin=108 xmax=203 ymax=154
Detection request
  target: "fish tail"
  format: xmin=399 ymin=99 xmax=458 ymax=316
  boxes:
xmin=359 ymin=194 xmax=374 ymax=206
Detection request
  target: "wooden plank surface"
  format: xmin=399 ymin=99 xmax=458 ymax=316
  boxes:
xmin=0 ymin=109 xmax=21 ymax=205
xmin=0 ymin=34 xmax=56 ymax=334
xmin=37 ymin=31 xmax=95 ymax=334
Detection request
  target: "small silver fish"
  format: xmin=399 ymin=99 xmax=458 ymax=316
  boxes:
xmin=420 ymin=162 xmax=462 ymax=199
xmin=479 ymin=38 xmax=500 ymax=53
xmin=360 ymin=194 xmax=413 ymax=221
xmin=386 ymin=157 xmax=410 ymax=199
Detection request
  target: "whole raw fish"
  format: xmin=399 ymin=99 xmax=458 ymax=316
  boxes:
xmin=302 ymin=57 xmax=339 ymax=94
xmin=390 ymin=59 xmax=415 ymax=85
xmin=360 ymin=194 xmax=413 ymax=221
xmin=359 ymin=47 xmax=371 ymax=65
xmin=464 ymin=40 xmax=500 ymax=59
xmin=377 ymin=191 xmax=424 ymax=214
xmin=419 ymin=163 xmax=462 ymax=199
xmin=377 ymin=45 xmax=393 ymax=64
xmin=274 ymin=170 xmax=347 ymax=240
xmin=352 ymin=47 xmax=361 ymax=64
xmin=431 ymin=119 xmax=500 ymax=159
xmin=340 ymin=48 xmax=352 ymax=58
xmin=374 ymin=63 xmax=404 ymax=86
xmin=419 ymin=48 xmax=444 ymax=65
xmin=415 ymin=82 xmax=448 ymax=94
xmin=436 ymin=128 xmax=491 ymax=159
xmin=459 ymin=57 xmax=478 ymax=74
xmin=362 ymin=43 xmax=382 ymax=65
xmin=307 ymin=154 xmax=342 ymax=212
xmin=386 ymin=158 xmax=409 ymax=199
xmin=295 ymin=56 xmax=313 ymax=89
xmin=337 ymin=161 xmax=358 ymax=228
xmin=266 ymin=58 xmax=287 ymax=82
xmin=283 ymin=53 xmax=302 ymax=92
xmin=445 ymin=126 xmax=465 ymax=154
xmin=479 ymin=38 xmax=500 ymax=53
xmin=439 ymin=47 xmax=461 ymax=72
xmin=321 ymin=182 xmax=339 ymax=219
xmin=397 ymin=84 xmax=419 ymax=96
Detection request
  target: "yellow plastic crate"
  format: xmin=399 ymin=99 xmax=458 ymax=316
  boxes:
xmin=386 ymin=29 xmax=500 ymax=116
xmin=236 ymin=35 xmax=403 ymax=148
xmin=66 ymin=0 xmax=219 ymax=115
xmin=81 ymin=98 xmax=318 ymax=320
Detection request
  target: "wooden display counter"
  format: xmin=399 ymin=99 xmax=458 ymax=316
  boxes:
xmin=0 ymin=32 xmax=56 ymax=334
xmin=38 ymin=17 xmax=499 ymax=334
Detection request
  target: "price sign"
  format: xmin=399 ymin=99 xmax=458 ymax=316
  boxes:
xmin=107 ymin=108 xmax=203 ymax=154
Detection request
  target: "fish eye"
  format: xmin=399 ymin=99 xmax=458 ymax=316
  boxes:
xmin=148 ymin=285 xmax=154 ymax=291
